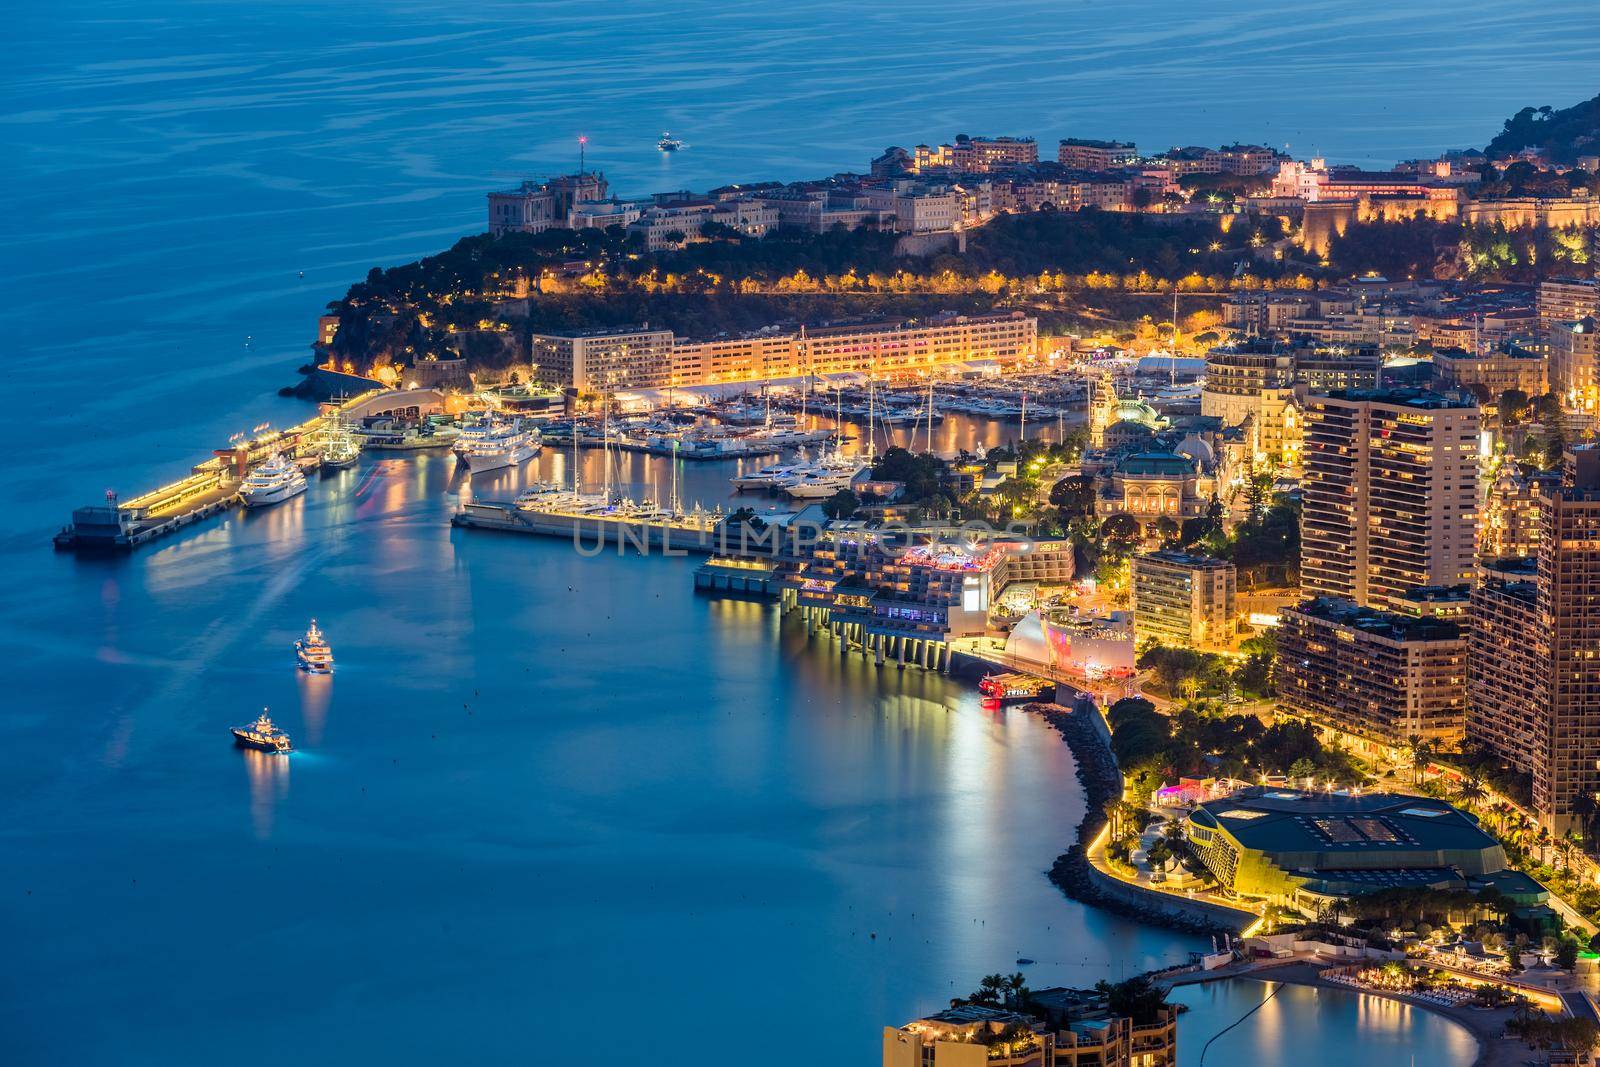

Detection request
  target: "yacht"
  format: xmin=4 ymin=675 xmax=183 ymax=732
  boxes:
xmin=240 ymin=454 xmax=308 ymax=507
xmin=657 ymin=132 xmax=685 ymax=152
xmin=781 ymin=465 xmax=864 ymax=500
xmin=451 ymin=416 xmax=492 ymax=457
xmin=232 ymin=710 xmax=293 ymax=754
xmin=460 ymin=419 xmax=540 ymax=473
xmin=731 ymin=452 xmax=812 ymax=491
xmin=295 ymin=619 xmax=334 ymax=674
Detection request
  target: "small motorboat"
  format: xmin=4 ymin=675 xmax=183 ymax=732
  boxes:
xmin=657 ymin=131 xmax=686 ymax=152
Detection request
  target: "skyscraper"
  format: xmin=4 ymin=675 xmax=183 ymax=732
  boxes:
xmin=1467 ymin=449 xmax=1600 ymax=832
xmin=1300 ymin=389 xmax=1480 ymax=609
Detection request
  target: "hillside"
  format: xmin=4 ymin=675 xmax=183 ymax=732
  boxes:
xmin=1486 ymin=91 xmax=1600 ymax=163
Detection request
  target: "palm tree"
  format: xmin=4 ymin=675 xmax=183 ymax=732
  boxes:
xmin=1406 ymin=734 xmax=1435 ymax=786
xmin=1454 ymin=776 xmax=1487 ymax=808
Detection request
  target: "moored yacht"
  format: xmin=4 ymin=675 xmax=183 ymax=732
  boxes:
xmin=240 ymin=454 xmax=308 ymax=507
xmin=296 ymin=619 xmax=334 ymax=674
xmin=232 ymin=710 xmax=293 ymax=753
xmin=781 ymin=465 xmax=864 ymax=500
xmin=460 ymin=419 xmax=541 ymax=473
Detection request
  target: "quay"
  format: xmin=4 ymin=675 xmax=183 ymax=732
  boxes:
xmin=53 ymin=387 xmax=444 ymax=553
xmin=452 ymin=501 xmax=725 ymax=554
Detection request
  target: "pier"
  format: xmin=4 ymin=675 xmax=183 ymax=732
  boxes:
xmin=53 ymin=387 xmax=444 ymax=553
xmin=452 ymin=501 xmax=724 ymax=554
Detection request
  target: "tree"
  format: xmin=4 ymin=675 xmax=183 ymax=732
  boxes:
xmin=1454 ymin=776 xmax=1487 ymax=807
xmin=1288 ymin=757 xmax=1317 ymax=783
xmin=1498 ymin=388 xmax=1531 ymax=426
xmin=1101 ymin=513 xmax=1141 ymax=547
xmin=821 ymin=489 xmax=860 ymax=520
xmin=1049 ymin=474 xmax=1096 ymax=519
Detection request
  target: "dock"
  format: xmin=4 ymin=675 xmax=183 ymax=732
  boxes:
xmin=452 ymin=501 xmax=722 ymax=554
xmin=54 ymin=387 xmax=444 ymax=553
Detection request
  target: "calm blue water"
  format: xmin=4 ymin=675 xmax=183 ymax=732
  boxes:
xmin=3 ymin=1 xmax=1593 ymax=1062
xmin=1173 ymin=980 xmax=1478 ymax=1067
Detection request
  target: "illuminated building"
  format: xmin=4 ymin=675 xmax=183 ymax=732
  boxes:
xmin=529 ymin=327 xmax=674 ymax=392
xmin=1538 ymin=278 xmax=1600 ymax=334
xmin=1057 ymin=138 xmax=1137 ymax=170
xmin=775 ymin=526 xmax=1074 ymax=671
xmin=1200 ymin=341 xmax=1300 ymax=465
xmin=1480 ymin=469 xmax=1561 ymax=558
xmin=487 ymin=173 xmax=609 ymax=235
xmin=1186 ymin=789 xmax=1532 ymax=915
xmin=1433 ymin=344 xmax=1548 ymax=400
xmin=1549 ymin=317 xmax=1598 ymax=421
xmin=671 ymin=313 xmax=1037 ymax=387
xmin=1101 ymin=451 xmax=1217 ymax=523
xmin=1132 ymin=551 xmax=1237 ymax=651
xmin=884 ymin=996 xmax=1178 ymax=1067
xmin=1300 ymin=390 xmax=1480 ymax=609
xmin=1277 ymin=596 xmax=1467 ymax=746
xmin=1468 ymin=450 xmax=1600 ymax=831
xmin=911 ymin=135 xmax=1038 ymax=174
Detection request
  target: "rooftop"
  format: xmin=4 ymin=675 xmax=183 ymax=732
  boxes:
xmin=1288 ymin=596 xmax=1462 ymax=642
xmin=1193 ymin=788 xmax=1499 ymax=858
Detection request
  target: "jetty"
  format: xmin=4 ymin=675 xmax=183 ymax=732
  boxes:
xmin=53 ymin=388 xmax=443 ymax=553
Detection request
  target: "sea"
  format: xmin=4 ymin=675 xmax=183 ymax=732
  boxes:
xmin=4 ymin=1 xmax=1597 ymax=1062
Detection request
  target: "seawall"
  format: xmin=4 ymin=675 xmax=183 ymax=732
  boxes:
xmin=1025 ymin=700 xmax=1253 ymax=937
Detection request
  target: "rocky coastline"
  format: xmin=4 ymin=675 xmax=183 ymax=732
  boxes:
xmin=1028 ymin=699 xmax=1238 ymax=939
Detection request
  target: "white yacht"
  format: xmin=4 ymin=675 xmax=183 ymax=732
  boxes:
xmin=452 ymin=417 xmax=492 ymax=457
xmin=459 ymin=419 xmax=541 ymax=474
xmin=240 ymin=453 xmax=308 ymax=507
xmin=781 ymin=465 xmax=864 ymax=500
xmin=731 ymin=452 xmax=812 ymax=491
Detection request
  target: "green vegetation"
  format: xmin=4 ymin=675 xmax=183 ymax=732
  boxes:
xmin=1486 ymin=92 xmax=1600 ymax=165
xmin=324 ymin=211 xmax=1309 ymax=371
xmin=1105 ymin=697 xmax=1364 ymax=802
xmin=1211 ymin=491 xmax=1299 ymax=589
xmin=1136 ymin=634 xmax=1276 ymax=702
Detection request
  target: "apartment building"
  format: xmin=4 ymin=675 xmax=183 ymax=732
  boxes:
xmin=529 ymin=327 xmax=674 ymax=392
xmin=912 ymin=135 xmax=1038 ymax=173
xmin=1300 ymin=390 xmax=1480 ymax=609
xmin=1549 ymin=317 xmax=1598 ymax=419
xmin=1433 ymin=344 xmax=1548 ymax=400
xmin=1278 ymin=597 xmax=1468 ymax=745
xmin=1468 ymin=560 xmax=1543 ymax=786
xmin=1057 ymin=138 xmax=1137 ymax=170
xmin=1466 ymin=451 xmax=1600 ymax=831
xmin=1132 ymin=551 xmax=1237 ymax=651
xmin=884 ymin=998 xmax=1178 ymax=1067
xmin=1537 ymin=278 xmax=1600 ymax=333
xmin=1200 ymin=341 xmax=1299 ymax=464
xmin=669 ymin=313 xmax=1037 ymax=387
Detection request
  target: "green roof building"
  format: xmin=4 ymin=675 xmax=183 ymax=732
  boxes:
xmin=1186 ymin=788 xmax=1539 ymax=914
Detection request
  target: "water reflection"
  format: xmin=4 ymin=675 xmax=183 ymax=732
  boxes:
xmin=1172 ymin=980 xmax=1476 ymax=1067
xmin=241 ymin=748 xmax=289 ymax=840
xmin=297 ymin=671 xmax=331 ymax=746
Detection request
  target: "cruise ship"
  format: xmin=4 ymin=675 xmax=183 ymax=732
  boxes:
xmin=232 ymin=710 xmax=293 ymax=753
xmin=295 ymin=619 xmax=334 ymax=674
xmin=240 ymin=453 xmax=308 ymax=507
xmin=459 ymin=419 xmax=541 ymax=473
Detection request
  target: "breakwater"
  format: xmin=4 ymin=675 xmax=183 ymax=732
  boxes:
xmin=1027 ymin=700 xmax=1250 ymax=937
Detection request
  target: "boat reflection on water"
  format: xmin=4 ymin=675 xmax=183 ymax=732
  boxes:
xmin=241 ymin=747 xmax=290 ymax=840
xmin=297 ymin=670 xmax=332 ymax=746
